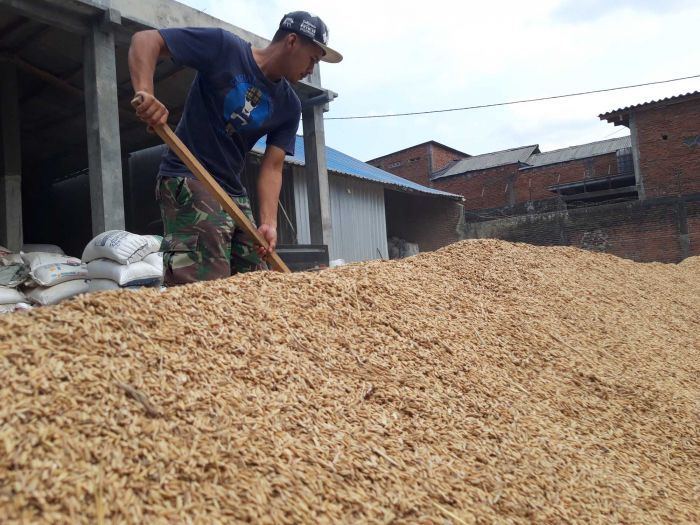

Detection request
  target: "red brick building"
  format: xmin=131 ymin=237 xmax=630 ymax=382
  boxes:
xmin=430 ymin=145 xmax=539 ymax=209
xmin=370 ymin=92 xmax=700 ymax=262
xmin=368 ymin=141 xmax=470 ymax=187
xmin=599 ymin=91 xmax=700 ymax=199
xmin=517 ymin=136 xmax=634 ymax=206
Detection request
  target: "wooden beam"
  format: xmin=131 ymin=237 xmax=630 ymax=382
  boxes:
xmin=134 ymin=100 xmax=290 ymax=273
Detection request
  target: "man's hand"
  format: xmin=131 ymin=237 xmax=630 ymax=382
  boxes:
xmin=256 ymin=224 xmax=277 ymax=257
xmin=132 ymin=90 xmax=169 ymax=130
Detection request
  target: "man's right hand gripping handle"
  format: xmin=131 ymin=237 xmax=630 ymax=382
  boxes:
xmin=132 ymin=90 xmax=169 ymax=130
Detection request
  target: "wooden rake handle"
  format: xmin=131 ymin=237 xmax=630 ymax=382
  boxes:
xmin=131 ymin=97 xmax=290 ymax=273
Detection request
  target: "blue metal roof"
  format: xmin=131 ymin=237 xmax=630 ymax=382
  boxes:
xmin=252 ymin=136 xmax=462 ymax=201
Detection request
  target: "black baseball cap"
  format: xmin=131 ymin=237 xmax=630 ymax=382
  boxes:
xmin=279 ymin=11 xmax=343 ymax=63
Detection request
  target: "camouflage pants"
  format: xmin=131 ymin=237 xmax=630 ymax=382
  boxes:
xmin=158 ymin=176 xmax=266 ymax=286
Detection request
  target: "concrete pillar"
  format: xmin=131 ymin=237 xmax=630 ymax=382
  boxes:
xmin=83 ymin=20 xmax=125 ymax=235
xmin=302 ymin=103 xmax=332 ymax=247
xmin=0 ymin=62 xmax=23 ymax=252
xmin=629 ymin=114 xmax=645 ymax=200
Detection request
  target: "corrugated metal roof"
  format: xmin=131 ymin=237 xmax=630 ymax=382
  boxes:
xmin=599 ymin=91 xmax=700 ymax=123
xmin=252 ymin=136 xmax=462 ymax=200
xmin=431 ymin=145 xmax=539 ymax=180
xmin=520 ymin=136 xmax=631 ymax=169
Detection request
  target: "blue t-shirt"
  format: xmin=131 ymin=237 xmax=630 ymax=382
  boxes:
xmin=158 ymin=28 xmax=301 ymax=197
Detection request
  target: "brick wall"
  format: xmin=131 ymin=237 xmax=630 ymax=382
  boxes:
xmin=460 ymin=195 xmax=699 ymax=263
xmin=385 ymin=190 xmax=464 ymax=251
xmin=515 ymin=153 xmax=620 ymax=202
xmin=635 ymin=98 xmax=700 ymax=198
xmin=432 ymin=153 xmax=623 ymax=210
xmin=433 ymin=164 xmax=518 ymax=210
xmin=687 ymin=200 xmax=700 ymax=257
xmin=430 ymin=144 xmax=469 ymax=172
xmin=369 ymin=143 xmax=469 ymax=187
xmin=369 ymin=144 xmax=432 ymax=186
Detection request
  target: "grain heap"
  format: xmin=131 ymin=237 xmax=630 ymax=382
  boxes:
xmin=1 ymin=239 xmax=699 ymax=524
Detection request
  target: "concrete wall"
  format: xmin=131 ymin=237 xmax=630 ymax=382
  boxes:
xmin=460 ymin=195 xmax=698 ymax=263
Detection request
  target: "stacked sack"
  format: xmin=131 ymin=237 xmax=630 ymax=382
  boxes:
xmin=22 ymin=249 xmax=89 ymax=306
xmin=0 ymin=245 xmax=30 ymax=313
xmin=0 ymin=243 xmax=90 ymax=311
xmin=82 ymin=230 xmax=164 ymax=291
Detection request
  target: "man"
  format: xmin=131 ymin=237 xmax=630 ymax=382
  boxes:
xmin=128 ymin=11 xmax=342 ymax=284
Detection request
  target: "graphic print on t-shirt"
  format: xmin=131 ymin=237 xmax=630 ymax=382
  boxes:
xmin=223 ymin=77 xmax=270 ymax=137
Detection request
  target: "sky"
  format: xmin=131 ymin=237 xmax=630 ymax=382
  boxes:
xmin=176 ymin=0 xmax=700 ymax=162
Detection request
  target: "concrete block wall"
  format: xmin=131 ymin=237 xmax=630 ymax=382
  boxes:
xmin=385 ymin=190 xmax=464 ymax=252
xmin=460 ymin=196 xmax=698 ymax=263
xmin=636 ymin=99 xmax=700 ymax=197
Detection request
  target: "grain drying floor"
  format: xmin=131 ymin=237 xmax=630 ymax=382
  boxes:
xmin=1 ymin=239 xmax=699 ymax=524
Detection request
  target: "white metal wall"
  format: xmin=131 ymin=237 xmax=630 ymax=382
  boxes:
xmin=292 ymin=168 xmax=388 ymax=262
xmin=329 ymin=175 xmax=388 ymax=262
xmin=292 ymin=166 xmax=311 ymax=244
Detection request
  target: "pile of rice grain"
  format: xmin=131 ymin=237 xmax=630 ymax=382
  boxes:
xmin=1 ymin=239 xmax=698 ymax=524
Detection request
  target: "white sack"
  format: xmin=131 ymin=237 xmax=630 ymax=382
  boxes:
xmin=22 ymin=243 xmax=64 ymax=255
xmin=22 ymin=252 xmax=81 ymax=270
xmin=82 ymin=230 xmax=162 ymax=265
xmin=21 ymin=252 xmax=87 ymax=287
xmin=87 ymin=253 xmax=163 ymax=287
xmin=88 ymin=279 xmax=120 ymax=292
xmin=403 ymin=243 xmax=420 ymax=257
xmin=0 ymin=286 xmax=26 ymax=305
xmin=0 ymin=302 xmax=32 ymax=314
xmin=0 ymin=265 xmax=29 ymax=288
xmin=25 ymin=279 xmax=89 ymax=306
xmin=31 ymin=263 xmax=88 ymax=287
xmin=1 ymin=253 xmax=23 ymax=265
xmin=0 ymin=304 xmax=17 ymax=314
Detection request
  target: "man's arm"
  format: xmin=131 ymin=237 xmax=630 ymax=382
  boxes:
xmin=128 ymin=30 xmax=171 ymax=127
xmin=256 ymin=144 xmax=286 ymax=256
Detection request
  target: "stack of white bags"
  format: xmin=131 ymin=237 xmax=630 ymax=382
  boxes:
xmin=82 ymin=230 xmax=164 ymax=291
xmin=0 ymin=243 xmax=88 ymax=311
xmin=0 ymin=231 xmax=164 ymax=314
xmin=0 ymin=245 xmax=30 ymax=313
xmin=23 ymin=250 xmax=89 ymax=306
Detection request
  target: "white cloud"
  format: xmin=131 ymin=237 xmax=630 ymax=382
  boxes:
xmin=176 ymin=0 xmax=700 ymax=161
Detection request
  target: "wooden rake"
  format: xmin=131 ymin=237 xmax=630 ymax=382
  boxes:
xmin=131 ymin=96 xmax=290 ymax=273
